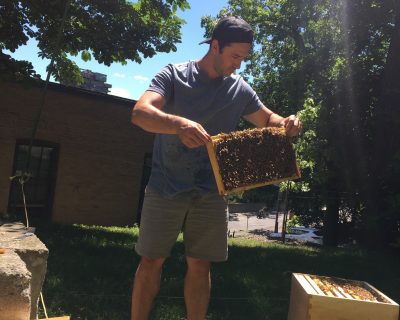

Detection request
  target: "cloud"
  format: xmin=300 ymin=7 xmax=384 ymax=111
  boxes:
xmin=113 ymin=72 xmax=126 ymax=78
xmin=133 ymin=75 xmax=149 ymax=82
xmin=109 ymin=87 xmax=131 ymax=99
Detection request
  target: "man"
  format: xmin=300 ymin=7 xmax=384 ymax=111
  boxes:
xmin=130 ymin=16 xmax=301 ymax=320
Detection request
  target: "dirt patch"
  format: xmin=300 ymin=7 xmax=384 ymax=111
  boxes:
xmin=229 ymin=230 xmax=272 ymax=243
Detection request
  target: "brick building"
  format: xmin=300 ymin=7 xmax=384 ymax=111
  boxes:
xmin=0 ymin=80 xmax=154 ymax=226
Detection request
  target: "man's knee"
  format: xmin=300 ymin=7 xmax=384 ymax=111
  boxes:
xmin=137 ymin=256 xmax=165 ymax=274
xmin=186 ymin=257 xmax=211 ymax=275
xmin=140 ymin=256 xmax=165 ymax=267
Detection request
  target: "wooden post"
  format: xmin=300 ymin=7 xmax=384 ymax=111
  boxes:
xmin=274 ymin=188 xmax=280 ymax=233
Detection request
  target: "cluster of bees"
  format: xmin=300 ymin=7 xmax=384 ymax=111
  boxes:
xmin=310 ymin=276 xmax=388 ymax=302
xmin=213 ymin=127 xmax=297 ymax=191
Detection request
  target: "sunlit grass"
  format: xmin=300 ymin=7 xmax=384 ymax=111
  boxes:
xmin=33 ymin=220 xmax=400 ymax=320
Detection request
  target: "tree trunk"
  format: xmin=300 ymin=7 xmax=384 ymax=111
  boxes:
xmin=364 ymin=0 xmax=400 ymax=247
xmin=382 ymin=0 xmax=400 ymax=101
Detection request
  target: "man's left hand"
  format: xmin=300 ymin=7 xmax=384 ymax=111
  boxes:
xmin=281 ymin=115 xmax=302 ymax=137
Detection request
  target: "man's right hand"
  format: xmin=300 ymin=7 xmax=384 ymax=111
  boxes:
xmin=176 ymin=119 xmax=211 ymax=148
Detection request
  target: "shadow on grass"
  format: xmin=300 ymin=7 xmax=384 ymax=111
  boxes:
xmin=32 ymin=220 xmax=400 ymax=320
xmin=33 ymin=220 xmax=137 ymax=320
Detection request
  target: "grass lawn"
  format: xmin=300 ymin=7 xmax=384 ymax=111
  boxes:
xmin=33 ymin=220 xmax=400 ymax=320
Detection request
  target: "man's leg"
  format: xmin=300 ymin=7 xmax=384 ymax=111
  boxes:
xmin=182 ymin=192 xmax=228 ymax=319
xmin=184 ymin=256 xmax=211 ymax=320
xmin=131 ymin=256 xmax=165 ymax=320
xmin=133 ymin=187 xmax=191 ymax=319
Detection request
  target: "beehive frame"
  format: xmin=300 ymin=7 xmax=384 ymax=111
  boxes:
xmin=206 ymin=127 xmax=301 ymax=195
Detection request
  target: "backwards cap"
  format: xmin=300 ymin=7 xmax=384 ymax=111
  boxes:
xmin=199 ymin=16 xmax=253 ymax=45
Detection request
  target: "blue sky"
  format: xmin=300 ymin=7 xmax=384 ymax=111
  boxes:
xmin=6 ymin=0 xmax=229 ymax=100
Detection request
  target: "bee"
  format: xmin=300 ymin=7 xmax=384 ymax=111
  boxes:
xmin=213 ymin=127 xmax=298 ymax=191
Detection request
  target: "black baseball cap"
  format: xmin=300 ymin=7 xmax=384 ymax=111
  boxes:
xmin=199 ymin=16 xmax=253 ymax=45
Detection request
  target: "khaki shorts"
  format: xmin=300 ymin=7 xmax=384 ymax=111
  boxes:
xmin=135 ymin=186 xmax=228 ymax=262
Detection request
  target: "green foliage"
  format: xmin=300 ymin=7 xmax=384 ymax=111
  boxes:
xmin=80 ymin=50 xmax=91 ymax=62
xmin=287 ymin=214 xmax=301 ymax=230
xmin=0 ymin=0 xmax=190 ymax=83
xmin=0 ymin=51 xmax=40 ymax=81
xmin=49 ymin=53 xmax=84 ymax=85
xmin=209 ymin=0 xmax=400 ymax=246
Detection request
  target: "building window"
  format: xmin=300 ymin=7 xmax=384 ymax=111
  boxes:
xmin=8 ymin=140 xmax=59 ymax=217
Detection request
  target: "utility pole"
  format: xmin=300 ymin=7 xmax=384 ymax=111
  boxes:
xmin=274 ymin=188 xmax=281 ymax=232
xmin=282 ymin=187 xmax=289 ymax=243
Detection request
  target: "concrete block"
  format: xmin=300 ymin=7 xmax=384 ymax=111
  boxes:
xmin=0 ymin=222 xmax=49 ymax=319
xmin=0 ymin=249 xmax=31 ymax=320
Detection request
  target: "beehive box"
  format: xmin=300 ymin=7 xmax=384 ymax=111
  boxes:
xmin=206 ymin=127 xmax=301 ymax=195
xmin=287 ymin=273 xmax=399 ymax=320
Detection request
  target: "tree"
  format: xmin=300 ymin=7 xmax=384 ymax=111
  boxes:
xmin=0 ymin=0 xmax=190 ymax=83
xmin=207 ymin=0 xmax=400 ymax=247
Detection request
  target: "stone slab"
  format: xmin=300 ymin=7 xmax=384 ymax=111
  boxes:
xmin=0 ymin=222 xmax=49 ymax=319
xmin=0 ymin=249 xmax=31 ymax=320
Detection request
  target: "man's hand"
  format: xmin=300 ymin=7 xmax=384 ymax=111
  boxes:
xmin=177 ymin=119 xmax=211 ymax=148
xmin=281 ymin=115 xmax=302 ymax=137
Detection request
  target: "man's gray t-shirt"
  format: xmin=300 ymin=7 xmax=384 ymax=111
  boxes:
xmin=146 ymin=61 xmax=263 ymax=197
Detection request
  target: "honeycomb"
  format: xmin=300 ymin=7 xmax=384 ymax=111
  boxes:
xmin=208 ymin=127 xmax=300 ymax=193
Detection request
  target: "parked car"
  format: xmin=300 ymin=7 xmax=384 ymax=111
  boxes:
xmin=267 ymin=226 xmax=323 ymax=245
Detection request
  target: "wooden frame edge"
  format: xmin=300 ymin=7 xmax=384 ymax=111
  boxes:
xmin=293 ymin=273 xmax=318 ymax=295
xmin=225 ymin=171 xmax=301 ymax=195
xmin=206 ymin=140 xmax=226 ymax=195
xmin=364 ymin=282 xmax=400 ymax=306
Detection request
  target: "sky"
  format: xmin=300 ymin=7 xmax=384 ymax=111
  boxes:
xmin=6 ymin=0 xmax=229 ymax=101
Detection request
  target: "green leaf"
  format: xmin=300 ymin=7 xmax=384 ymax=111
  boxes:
xmin=81 ymin=50 xmax=91 ymax=62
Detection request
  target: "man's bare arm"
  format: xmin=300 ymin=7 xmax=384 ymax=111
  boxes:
xmin=131 ymin=91 xmax=211 ymax=148
xmin=243 ymin=105 xmax=301 ymax=137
